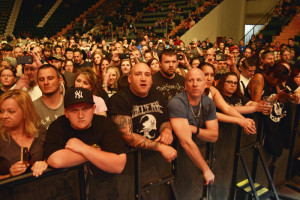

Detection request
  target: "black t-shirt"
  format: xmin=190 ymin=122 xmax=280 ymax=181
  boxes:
xmin=109 ymin=87 xmax=169 ymax=140
xmin=44 ymin=115 xmax=126 ymax=176
xmin=152 ymin=71 xmax=185 ymax=102
xmin=74 ymin=61 xmax=93 ymax=70
xmin=222 ymin=94 xmax=250 ymax=106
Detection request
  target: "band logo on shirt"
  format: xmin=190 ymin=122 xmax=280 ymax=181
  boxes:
xmin=132 ymin=101 xmax=163 ymax=118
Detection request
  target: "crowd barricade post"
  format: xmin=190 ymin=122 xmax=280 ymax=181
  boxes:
xmin=0 ymin=106 xmax=299 ymax=200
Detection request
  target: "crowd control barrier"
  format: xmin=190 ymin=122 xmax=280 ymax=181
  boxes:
xmin=0 ymin=104 xmax=299 ymax=200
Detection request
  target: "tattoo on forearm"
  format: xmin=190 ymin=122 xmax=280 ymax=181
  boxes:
xmin=112 ymin=115 xmax=160 ymax=151
xmin=112 ymin=115 xmax=133 ymax=136
xmin=135 ymin=137 xmax=160 ymax=151
xmin=159 ymin=122 xmax=172 ymax=133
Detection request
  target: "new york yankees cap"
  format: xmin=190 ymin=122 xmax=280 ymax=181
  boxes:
xmin=64 ymin=87 xmax=95 ymax=108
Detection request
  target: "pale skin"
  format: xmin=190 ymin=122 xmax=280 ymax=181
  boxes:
xmin=221 ymin=75 xmax=270 ymax=114
xmin=170 ymin=68 xmax=218 ymax=185
xmin=0 ymin=98 xmax=47 ymax=179
xmin=47 ymin=104 xmax=126 ymax=173
xmin=111 ymin=63 xmax=177 ymax=163
xmin=201 ymin=65 xmax=256 ymax=134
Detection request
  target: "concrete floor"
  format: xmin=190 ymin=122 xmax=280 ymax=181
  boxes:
xmin=277 ymin=176 xmax=300 ymax=200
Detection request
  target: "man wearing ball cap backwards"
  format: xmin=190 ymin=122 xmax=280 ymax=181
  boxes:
xmin=44 ymin=87 xmax=126 ymax=199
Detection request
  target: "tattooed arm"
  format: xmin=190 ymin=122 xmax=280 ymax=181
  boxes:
xmin=112 ymin=115 xmax=177 ymax=162
xmin=249 ymin=73 xmax=264 ymax=102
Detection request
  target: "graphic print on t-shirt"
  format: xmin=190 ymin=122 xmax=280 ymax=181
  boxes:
xmin=136 ymin=114 xmax=157 ymax=139
xmin=131 ymin=101 xmax=164 ymax=139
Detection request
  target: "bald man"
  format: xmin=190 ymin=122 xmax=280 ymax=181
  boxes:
xmin=168 ymin=68 xmax=218 ymax=186
xmin=109 ymin=63 xmax=177 ymax=162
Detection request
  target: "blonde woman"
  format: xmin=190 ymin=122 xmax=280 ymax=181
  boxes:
xmin=102 ymin=66 xmax=120 ymax=97
xmin=0 ymin=90 xmax=47 ymax=179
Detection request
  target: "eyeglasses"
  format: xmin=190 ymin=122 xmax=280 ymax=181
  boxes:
xmin=225 ymin=81 xmax=238 ymax=85
xmin=1 ymin=75 xmax=14 ymax=78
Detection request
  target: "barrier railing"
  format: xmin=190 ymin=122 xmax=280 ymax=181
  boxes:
xmin=0 ymin=104 xmax=299 ymax=200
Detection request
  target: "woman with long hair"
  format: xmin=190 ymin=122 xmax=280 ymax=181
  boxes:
xmin=74 ymin=68 xmax=107 ymax=116
xmin=102 ymin=66 xmax=120 ymax=97
xmin=198 ymin=62 xmax=256 ymax=134
xmin=98 ymin=58 xmax=110 ymax=84
xmin=92 ymin=53 xmax=103 ymax=77
xmin=147 ymin=58 xmax=160 ymax=74
xmin=0 ymin=90 xmax=47 ymax=179
xmin=216 ymin=72 xmax=266 ymax=114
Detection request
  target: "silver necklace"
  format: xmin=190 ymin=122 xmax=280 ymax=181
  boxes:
xmin=190 ymin=102 xmax=201 ymax=118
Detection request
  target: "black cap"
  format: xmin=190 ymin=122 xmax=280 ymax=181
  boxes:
xmin=64 ymin=88 xmax=94 ymax=108
xmin=49 ymin=54 xmax=65 ymax=62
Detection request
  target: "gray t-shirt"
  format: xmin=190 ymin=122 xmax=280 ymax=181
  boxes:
xmin=167 ymin=91 xmax=217 ymax=127
xmin=33 ymin=97 xmax=64 ymax=129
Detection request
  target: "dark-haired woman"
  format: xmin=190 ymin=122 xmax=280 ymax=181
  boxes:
xmin=216 ymin=72 xmax=267 ymax=114
xmin=198 ymin=62 xmax=257 ymax=134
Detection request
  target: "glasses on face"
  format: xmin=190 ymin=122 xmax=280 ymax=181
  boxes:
xmin=225 ymin=80 xmax=238 ymax=85
xmin=1 ymin=74 xmax=14 ymax=78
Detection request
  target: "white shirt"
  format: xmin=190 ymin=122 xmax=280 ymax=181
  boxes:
xmin=240 ymin=74 xmax=251 ymax=95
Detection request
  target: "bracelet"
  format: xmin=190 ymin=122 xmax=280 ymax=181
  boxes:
xmin=102 ymin=85 xmax=107 ymax=88
xmin=196 ymin=127 xmax=200 ymax=136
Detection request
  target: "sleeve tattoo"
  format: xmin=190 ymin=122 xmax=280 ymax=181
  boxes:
xmin=111 ymin=115 xmax=133 ymax=136
xmin=112 ymin=115 xmax=160 ymax=151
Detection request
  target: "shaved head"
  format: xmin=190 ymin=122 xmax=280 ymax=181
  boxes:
xmin=186 ymin=68 xmax=205 ymax=81
xmin=185 ymin=68 xmax=206 ymax=100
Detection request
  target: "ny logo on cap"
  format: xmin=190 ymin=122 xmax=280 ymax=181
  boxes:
xmin=75 ymin=90 xmax=83 ymax=99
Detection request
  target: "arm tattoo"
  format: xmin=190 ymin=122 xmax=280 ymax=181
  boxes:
xmin=135 ymin=137 xmax=160 ymax=151
xmin=159 ymin=122 xmax=172 ymax=133
xmin=252 ymin=79 xmax=260 ymax=98
xmin=112 ymin=115 xmax=133 ymax=136
xmin=112 ymin=115 xmax=160 ymax=151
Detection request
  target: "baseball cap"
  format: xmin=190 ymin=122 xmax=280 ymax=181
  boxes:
xmin=230 ymin=45 xmax=239 ymax=52
xmin=64 ymin=87 xmax=95 ymax=108
xmin=49 ymin=54 xmax=65 ymax=62
xmin=3 ymin=57 xmax=17 ymax=68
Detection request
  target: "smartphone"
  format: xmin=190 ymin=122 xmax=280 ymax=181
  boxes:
xmin=118 ymin=53 xmax=130 ymax=60
xmin=17 ymin=56 xmax=33 ymax=65
xmin=21 ymin=147 xmax=29 ymax=165
xmin=215 ymin=54 xmax=227 ymax=61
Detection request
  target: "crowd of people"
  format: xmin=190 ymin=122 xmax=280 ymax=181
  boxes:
xmin=0 ymin=0 xmax=299 ymax=198
xmin=0 ymin=31 xmax=299 ymax=198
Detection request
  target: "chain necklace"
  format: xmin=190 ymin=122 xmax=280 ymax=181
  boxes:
xmin=190 ymin=101 xmax=201 ymax=118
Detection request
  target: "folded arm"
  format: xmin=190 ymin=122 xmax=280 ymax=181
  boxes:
xmin=112 ymin=115 xmax=177 ymax=162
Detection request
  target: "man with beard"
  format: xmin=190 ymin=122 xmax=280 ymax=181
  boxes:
xmin=34 ymin=64 xmax=64 ymax=129
xmin=152 ymin=49 xmax=185 ymax=102
xmin=73 ymin=49 xmax=92 ymax=69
